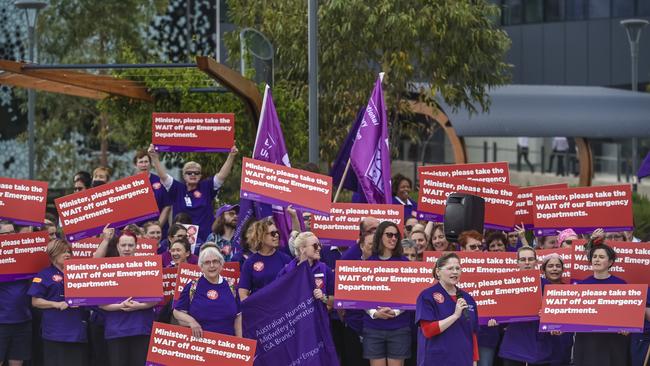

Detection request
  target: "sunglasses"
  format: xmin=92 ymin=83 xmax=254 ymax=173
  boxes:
xmin=405 ymin=225 xmax=413 ymax=231
xmin=384 ymin=232 xmax=399 ymax=239
xmin=312 ymin=242 xmax=322 ymax=250
xmin=267 ymin=230 xmax=280 ymax=238
xmin=184 ymin=171 xmax=201 ymax=176
xmin=467 ymin=244 xmax=481 ymax=250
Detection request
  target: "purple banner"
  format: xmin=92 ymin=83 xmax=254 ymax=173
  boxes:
xmin=153 ymin=145 xmax=230 ymax=153
xmin=240 ymin=190 xmax=330 ymax=217
xmin=539 ymin=322 xmax=643 ymax=333
xmin=0 ymin=217 xmax=43 ymax=227
xmin=0 ymin=273 xmax=37 ymax=282
xmin=334 ymin=299 xmax=414 ymax=310
xmin=534 ymin=226 xmax=633 ymax=236
xmin=66 ymin=296 xmax=163 ymax=307
xmin=318 ymin=238 xmax=357 ymax=247
xmin=241 ymin=262 xmax=339 ymax=366
xmin=64 ymin=213 xmax=159 ymax=242
xmin=478 ymin=315 xmax=539 ymax=325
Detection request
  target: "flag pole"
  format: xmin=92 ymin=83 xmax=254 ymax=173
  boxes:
xmin=333 ymin=158 xmax=351 ymax=203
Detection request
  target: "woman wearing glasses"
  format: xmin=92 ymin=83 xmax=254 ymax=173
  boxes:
xmin=498 ymin=247 xmax=553 ymax=366
xmin=459 ymin=230 xmax=483 ymax=252
xmin=148 ymin=143 xmax=238 ymax=241
xmin=160 ymin=224 xmax=198 ymax=266
xmin=363 ymin=221 xmax=412 ymax=366
xmin=277 ymin=232 xmax=334 ymax=309
xmin=238 ymin=218 xmax=292 ymax=301
xmin=415 ymin=252 xmax=479 ymax=366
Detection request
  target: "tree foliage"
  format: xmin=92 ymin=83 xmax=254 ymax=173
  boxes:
xmin=225 ymin=0 xmax=511 ymax=163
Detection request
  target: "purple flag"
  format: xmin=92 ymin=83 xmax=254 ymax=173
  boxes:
xmin=233 ymin=85 xmax=298 ymax=248
xmin=241 ymin=262 xmax=339 ymax=366
xmin=638 ymin=151 xmax=650 ymax=180
xmin=330 ymin=107 xmax=365 ymax=193
xmin=350 ymin=74 xmax=392 ymax=204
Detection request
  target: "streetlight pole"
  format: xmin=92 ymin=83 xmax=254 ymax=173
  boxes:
xmin=621 ymin=18 xmax=649 ymax=192
xmin=15 ymin=0 xmax=47 ymax=180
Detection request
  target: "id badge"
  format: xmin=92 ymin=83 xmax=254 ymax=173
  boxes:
xmin=184 ymin=195 xmax=193 ymax=207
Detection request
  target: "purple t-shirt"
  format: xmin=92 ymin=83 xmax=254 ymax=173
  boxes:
xmin=27 ymin=265 xmax=89 ymax=343
xmin=149 ymin=173 xmax=170 ymax=211
xmin=239 ymin=251 xmax=292 ymax=295
xmin=341 ymin=244 xmax=363 ymax=261
xmin=277 ymin=259 xmax=335 ymax=296
xmin=415 ymin=282 xmax=478 ymax=366
xmin=363 ymin=255 xmax=412 ymax=330
xmin=0 ymin=280 xmax=31 ymax=324
xmin=578 ymin=274 xmax=626 ymax=285
xmin=168 ymin=178 xmax=220 ymax=241
xmin=174 ymin=276 xmax=239 ymax=336
xmin=103 ymin=307 xmax=154 ymax=340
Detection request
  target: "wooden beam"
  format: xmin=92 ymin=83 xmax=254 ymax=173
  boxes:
xmin=0 ymin=73 xmax=108 ymax=100
xmin=408 ymin=100 xmax=468 ymax=164
xmin=0 ymin=60 xmax=153 ymax=102
xmin=195 ymin=56 xmax=262 ymax=122
xmin=576 ymin=137 xmax=593 ymax=186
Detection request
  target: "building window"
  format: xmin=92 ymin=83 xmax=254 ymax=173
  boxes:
xmin=639 ymin=1 xmax=650 ymax=16
xmin=566 ymin=0 xmax=587 ymax=19
xmin=612 ymin=0 xmax=634 ymax=17
xmin=525 ymin=0 xmax=544 ymax=22
xmin=588 ymin=0 xmax=611 ymax=18
xmin=544 ymin=0 xmax=565 ymax=21
xmin=503 ymin=0 xmax=524 ymax=25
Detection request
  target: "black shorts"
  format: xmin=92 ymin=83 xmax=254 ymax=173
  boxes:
xmin=0 ymin=321 xmax=32 ymax=361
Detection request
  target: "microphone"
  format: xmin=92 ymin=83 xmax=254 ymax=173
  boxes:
xmin=456 ymin=289 xmax=470 ymax=321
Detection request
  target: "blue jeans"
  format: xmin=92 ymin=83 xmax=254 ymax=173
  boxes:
xmin=631 ymin=333 xmax=650 ymax=366
xmin=478 ymin=346 xmax=495 ymax=366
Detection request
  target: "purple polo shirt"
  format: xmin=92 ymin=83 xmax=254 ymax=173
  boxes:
xmin=363 ymin=255 xmax=412 ymax=330
xmin=239 ymin=251 xmax=292 ymax=295
xmin=103 ymin=307 xmax=154 ymax=339
xmin=277 ymin=259 xmax=335 ymax=296
xmin=578 ymin=274 xmax=626 ymax=285
xmin=341 ymin=243 xmax=363 ymax=261
xmin=415 ymin=282 xmax=478 ymax=366
xmin=149 ymin=173 xmax=170 ymax=211
xmin=0 ymin=280 xmax=31 ymax=324
xmin=392 ymin=196 xmax=417 ymax=220
xmin=27 ymin=265 xmax=89 ymax=343
xmin=168 ymin=177 xmax=221 ymax=241
xmin=174 ymin=276 xmax=238 ymax=336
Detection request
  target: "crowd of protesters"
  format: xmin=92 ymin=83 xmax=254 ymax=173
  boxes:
xmin=1 ymin=148 xmax=649 ymax=366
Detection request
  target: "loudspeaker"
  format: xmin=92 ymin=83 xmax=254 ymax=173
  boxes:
xmin=444 ymin=193 xmax=485 ymax=243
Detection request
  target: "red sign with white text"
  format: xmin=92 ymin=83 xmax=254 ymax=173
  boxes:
xmin=459 ymin=270 xmax=542 ymax=324
xmin=70 ymin=237 xmax=158 ymax=258
xmin=572 ymin=241 xmax=650 ymax=285
xmin=419 ymin=162 xmax=510 ymax=184
xmin=540 ymin=284 xmax=647 ymax=332
xmin=161 ymin=267 xmax=178 ymax=304
xmin=532 ymin=184 xmax=632 ymax=235
xmin=0 ymin=231 xmax=50 ymax=282
xmin=240 ymin=157 xmax=332 ymax=215
xmin=334 ymin=260 xmax=435 ymax=310
xmin=422 ymin=251 xmax=519 ymax=274
xmin=146 ymin=322 xmax=256 ymax=366
xmin=535 ymin=247 xmax=572 ymax=282
xmin=312 ymin=203 xmax=404 ymax=246
xmin=64 ymin=255 xmax=163 ymax=306
xmin=0 ymin=177 xmax=48 ymax=226
xmin=152 ymin=112 xmax=235 ymax=152
xmin=55 ymin=173 xmax=159 ymax=241
xmin=417 ymin=175 xmax=518 ymax=230
xmin=515 ymin=184 xmax=568 ymax=229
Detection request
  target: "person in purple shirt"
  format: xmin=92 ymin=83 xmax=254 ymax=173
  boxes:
xmin=0 ymin=220 xmax=33 ymax=366
xmin=392 ymin=174 xmax=417 ymax=220
xmin=341 ymin=217 xmax=379 ymax=262
xmin=238 ymin=218 xmax=292 ymax=301
xmin=573 ymin=244 xmax=630 ymax=366
xmin=94 ymin=229 xmax=157 ymax=366
xmin=148 ymin=143 xmax=239 ymax=241
xmin=133 ymin=150 xmax=171 ymax=228
xmin=143 ymin=221 xmax=163 ymax=253
xmin=540 ymin=255 xmax=573 ymax=366
xmin=174 ymin=247 xmax=242 ymax=338
xmin=28 ymin=239 xmax=89 ymax=366
xmin=416 ymin=252 xmax=479 ymax=366
xmin=363 ymin=221 xmax=412 ymax=366
xmin=630 ymin=287 xmax=649 ymax=366
xmin=163 ymin=237 xmax=198 ymax=267
xmin=498 ymin=247 xmax=553 ymax=366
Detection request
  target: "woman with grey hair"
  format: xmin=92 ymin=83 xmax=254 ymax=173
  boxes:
xmin=173 ymin=246 xmax=242 ymax=338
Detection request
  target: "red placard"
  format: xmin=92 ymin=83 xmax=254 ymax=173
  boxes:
xmin=532 ymin=184 xmax=632 ymax=235
xmin=0 ymin=177 xmax=48 ymax=226
xmin=64 ymin=255 xmax=163 ymax=306
xmin=422 ymin=251 xmax=519 ymax=274
xmin=459 ymin=270 xmax=542 ymax=324
xmin=312 ymin=203 xmax=404 ymax=246
xmin=55 ymin=173 xmax=159 ymax=241
xmin=571 ymin=241 xmax=650 ymax=285
xmin=540 ymin=284 xmax=648 ymax=332
xmin=70 ymin=237 xmax=158 ymax=258
xmin=146 ymin=322 xmax=256 ymax=366
xmin=535 ymin=247 xmax=572 ymax=282
xmin=515 ymin=184 xmax=568 ymax=229
xmin=417 ymin=175 xmax=517 ymax=230
xmin=240 ymin=157 xmax=332 ymax=215
xmin=418 ymin=162 xmax=510 ymax=184
xmin=0 ymin=231 xmax=50 ymax=282
xmin=334 ymin=260 xmax=435 ymax=310
xmin=152 ymin=112 xmax=235 ymax=152
xmin=161 ymin=267 xmax=178 ymax=304
xmin=173 ymin=262 xmax=240 ymax=301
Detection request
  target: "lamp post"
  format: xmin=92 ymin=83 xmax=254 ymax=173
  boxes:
xmin=15 ymin=0 xmax=47 ymax=180
xmin=620 ymin=18 xmax=649 ymax=191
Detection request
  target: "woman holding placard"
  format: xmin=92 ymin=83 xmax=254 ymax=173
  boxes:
xmin=94 ymin=229 xmax=157 ymax=366
xmin=363 ymin=221 xmax=412 ymax=366
xmin=415 ymin=252 xmax=479 ymax=366
xmin=573 ymin=244 xmax=630 ymax=366
xmin=541 ymin=255 xmax=573 ymax=366
xmin=173 ymin=247 xmax=242 ymax=338
xmin=29 ymin=239 xmax=89 ymax=366
xmin=148 ymin=143 xmax=238 ymax=242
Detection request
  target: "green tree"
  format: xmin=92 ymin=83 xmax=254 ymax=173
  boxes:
xmin=225 ymin=0 xmax=511 ymax=163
